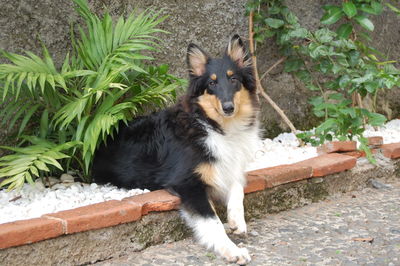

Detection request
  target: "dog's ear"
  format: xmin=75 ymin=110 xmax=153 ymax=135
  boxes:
xmin=226 ymin=35 xmax=251 ymax=68
xmin=187 ymin=43 xmax=209 ymax=76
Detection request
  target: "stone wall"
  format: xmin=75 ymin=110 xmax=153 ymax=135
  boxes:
xmin=1 ymin=0 xmax=399 ymax=141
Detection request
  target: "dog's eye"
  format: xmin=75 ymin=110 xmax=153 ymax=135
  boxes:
xmin=209 ymin=81 xmax=216 ymax=86
xmin=230 ymin=77 xmax=237 ymax=83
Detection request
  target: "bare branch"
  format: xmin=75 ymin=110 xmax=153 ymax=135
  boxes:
xmin=248 ymin=11 xmax=298 ymax=135
xmin=260 ymin=56 xmax=286 ymax=81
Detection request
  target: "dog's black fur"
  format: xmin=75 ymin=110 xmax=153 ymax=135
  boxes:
xmin=92 ymin=35 xmax=259 ymax=264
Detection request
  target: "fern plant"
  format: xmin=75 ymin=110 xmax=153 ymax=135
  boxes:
xmin=0 ymin=0 xmax=185 ymax=190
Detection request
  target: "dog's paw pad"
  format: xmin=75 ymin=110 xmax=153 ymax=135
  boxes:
xmin=234 ymin=248 xmax=251 ymax=265
xmin=222 ymin=247 xmax=251 ymax=265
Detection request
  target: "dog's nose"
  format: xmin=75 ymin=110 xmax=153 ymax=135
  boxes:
xmin=222 ymin=102 xmax=234 ymax=115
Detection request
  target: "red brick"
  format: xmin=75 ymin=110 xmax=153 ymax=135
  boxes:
xmin=342 ymin=148 xmax=378 ymax=158
xmin=295 ymin=153 xmax=357 ymax=177
xmin=341 ymin=150 xmax=365 ymax=158
xmin=317 ymin=141 xmax=357 ymax=154
xmin=249 ymin=164 xmax=312 ymax=187
xmin=367 ymin=136 xmax=383 ymax=147
xmin=381 ymin=143 xmax=400 ymax=159
xmin=244 ymin=174 xmax=267 ymax=193
xmin=44 ymin=200 xmax=142 ymax=234
xmin=0 ymin=218 xmax=63 ymax=249
xmin=123 ymin=190 xmax=181 ymax=215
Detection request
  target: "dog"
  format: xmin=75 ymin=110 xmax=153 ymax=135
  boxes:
xmin=92 ymin=35 xmax=260 ymax=264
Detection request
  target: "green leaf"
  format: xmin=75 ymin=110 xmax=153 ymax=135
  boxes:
xmin=294 ymin=70 xmax=311 ymax=83
xmin=371 ymin=1 xmax=383 ymax=15
xmin=39 ymin=155 xmax=64 ymax=170
xmin=386 ymin=3 xmax=400 ymax=15
xmin=309 ymin=45 xmax=329 ymax=58
xmin=354 ymin=15 xmax=374 ymax=31
xmin=25 ymin=172 xmax=35 ymax=185
xmin=29 ymin=166 xmax=39 ymax=177
xmin=337 ymin=57 xmax=349 ymax=67
xmin=348 ymin=50 xmax=360 ymax=66
xmin=315 ymin=28 xmax=336 ymax=43
xmin=339 ymin=75 xmax=351 ymax=88
xmin=342 ymin=2 xmax=357 ymax=18
xmin=40 ymin=109 xmax=49 ymax=139
xmin=284 ymin=59 xmax=303 ymax=72
xmin=288 ymin=27 xmax=309 ymax=39
xmin=268 ymin=5 xmax=281 ymax=15
xmin=8 ymin=104 xmax=29 ymax=132
xmin=316 ymin=118 xmax=337 ymax=134
xmin=306 ymin=83 xmax=320 ymax=91
xmin=18 ymin=104 xmax=40 ymax=136
xmin=339 ymin=108 xmax=356 ymax=118
xmin=367 ymin=112 xmax=387 ymax=126
xmin=328 ymin=93 xmax=344 ymax=101
xmin=33 ymin=160 xmax=50 ymax=172
xmin=313 ymin=109 xmax=326 ymax=117
xmin=309 ymin=96 xmax=324 ymax=107
xmin=336 ymin=23 xmax=353 ymax=39
xmin=318 ymin=59 xmax=333 ymax=73
xmin=264 ymin=18 xmax=285 ymax=29
xmin=364 ymin=81 xmax=379 ymax=93
xmin=321 ymin=6 xmax=343 ymax=25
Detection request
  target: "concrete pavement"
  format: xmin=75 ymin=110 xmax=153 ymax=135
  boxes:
xmin=97 ymin=180 xmax=400 ymax=265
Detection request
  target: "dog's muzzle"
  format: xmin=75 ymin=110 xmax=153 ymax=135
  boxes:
xmin=222 ymin=102 xmax=235 ymax=116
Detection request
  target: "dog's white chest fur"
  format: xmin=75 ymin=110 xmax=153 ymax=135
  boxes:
xmin=203 ymin=121 xmax=260 ymax=201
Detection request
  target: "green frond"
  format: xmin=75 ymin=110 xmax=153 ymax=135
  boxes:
xmin=0 ymin=47 xmax=68 ymax=99
xmin=53 ymin=96 xmax=89 ymax=129
xmin=72 ymin=0 xmax=165 ymax=80
xmin=0 ymin=139 xmax=81 ymax=190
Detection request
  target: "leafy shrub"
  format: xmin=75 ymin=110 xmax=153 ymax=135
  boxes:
xmin=0 ymin=0 xmax=185 ymax=190
xmin=247 ymin=0 xmax=400 ymax=160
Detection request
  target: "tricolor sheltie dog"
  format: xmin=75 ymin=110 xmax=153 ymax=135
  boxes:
xmin=92 ymin=35 xmax=260 ymax=264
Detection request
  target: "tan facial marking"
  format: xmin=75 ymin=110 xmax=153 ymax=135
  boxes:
xmin=233 ymin=86 xmax=253 ymax=120
xmin=227 ymin=70 xmax=234 ymax=76
xmin=197 ymin=91 xmax=223 ymax=125
xmin=198 ymin=87 xmax=256 ymax=130
xmin=210 ymin=73 xmax=217 ymax=80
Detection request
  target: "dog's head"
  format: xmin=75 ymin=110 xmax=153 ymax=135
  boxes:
xmin=186 ymin=35 xmax=256 ymax=120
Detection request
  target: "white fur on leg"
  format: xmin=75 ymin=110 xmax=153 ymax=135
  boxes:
xmin=227 ymin=181 xmax=247 ymax=235
xmin=181 ymin=209 xmax=251 ymax=264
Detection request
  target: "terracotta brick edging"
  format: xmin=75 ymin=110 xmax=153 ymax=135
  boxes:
xmin=0 ymin=218 xmax=63 ymax=249
xmin=123 ymin=189 xmax=181 ymax=215
xmin=317 ymin=140 xmax=357 ymax=154
xmin=295 ymin=153 xmax=357 ymax=177
xmin=44 ymin=200 xmax=142 ymax=234
xmin=0 ymin=140 xmax=399 ymax=250
xmin=381 ymin=143 xmax=400 ymax=159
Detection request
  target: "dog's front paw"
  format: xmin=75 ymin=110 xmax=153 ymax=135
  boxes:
xmin=228 ymin=213 xmax=247 ymax=236
xmin=220 ymin=246 xmax=251 ymax=265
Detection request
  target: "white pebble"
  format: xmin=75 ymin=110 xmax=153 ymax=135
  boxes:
xmin=60 ymin=173 xmax=75 ymax=183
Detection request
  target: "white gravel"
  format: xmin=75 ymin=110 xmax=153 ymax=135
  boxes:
xmin=363 ymin=119 xmax=400 ymax=144
xmin=0 ymin=181 xmax=149 ymax=224
xmin=1 ymin=119 xmax=399 ymax=225
xmin=246 ymin=132 xmax=318 ymax=171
